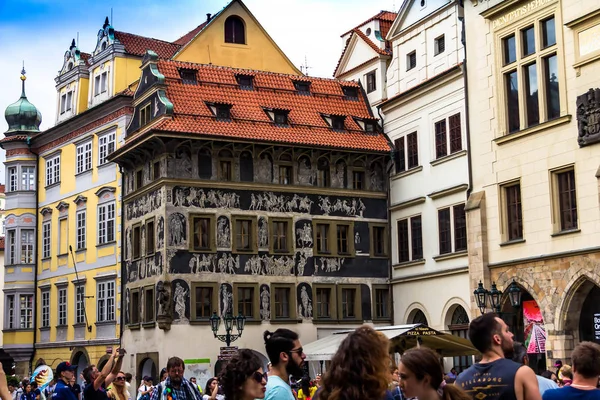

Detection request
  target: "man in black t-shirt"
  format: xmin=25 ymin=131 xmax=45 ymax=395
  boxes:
xmin=82 ymin=348 xmax=126 ymax=400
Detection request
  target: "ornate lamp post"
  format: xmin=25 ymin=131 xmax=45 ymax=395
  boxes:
xmin=210 ymin=311 xmax=246 ymax=347
xmin=474 ymin=280 xmax=522 ymax=315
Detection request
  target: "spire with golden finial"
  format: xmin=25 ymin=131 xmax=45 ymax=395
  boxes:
xmin=4 ymin=62 xmax=42 ymax=134
xmin=20 ymin=61 xmax=27 ymax=98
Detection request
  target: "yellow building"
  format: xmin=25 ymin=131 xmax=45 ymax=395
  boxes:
xmin=2 ymin=0 xmax=301 ymax=378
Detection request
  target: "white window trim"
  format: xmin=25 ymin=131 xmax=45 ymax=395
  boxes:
xmin=5 ymin=293 xmax=34 ymax=330
xmin=76 ymin=210 xmax=86 ymax=250
xmin=57 ymin=287 xmax=68 ymax=326
xmin=21 ymin=166 xmax=35 ymax=191
xmin=98 ymin=202 xmax=116 ymax=245
xmin=75 ymin=284 xmax=86 ymax=325
xmin=21 ymin=229 xmax=34 ymax=264
xmin=76 ymin=140 xmax=93 ymax=174
xmin=42 ymin=221 xmax=51 ymax=259
xmin=41 ymin=290 xmax=50 ymax=328
xmin=98 ymin=131 xmax=116 ymax=166
xmin=8 ymin=167 xmax=17 ymax=192
xmin=46 ymin=155 xmax=61 ymax=187
xmin=96 ymin=280 xmax=116 ymax=323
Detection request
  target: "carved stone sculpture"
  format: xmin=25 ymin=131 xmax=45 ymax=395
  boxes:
xmin=577 ymin=88 xmax=600 ymax=146
xmin=156 ymin=281 xmax=173 ymax=330
xmin=173 ymin=282 xmax=189 ymax=322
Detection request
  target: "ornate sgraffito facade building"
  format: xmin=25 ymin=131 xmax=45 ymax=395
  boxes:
xmin=1 ymin=0 xmax=301 ymax=378
xmin=465 ymin=0 xmax=600 ymax=369
xmin=109 ymin=53 xmax=392 ymax=381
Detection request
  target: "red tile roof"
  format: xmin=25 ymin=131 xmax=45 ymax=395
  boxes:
xmin=80 ymin=52 xmax=91 ymax=66
xmin=341 ymin=10 xmax=398 ymax=37
xmin=333 ymin=29 xmax=390 ymax=77
xmin=114 ymin=31 xmax=182 ymax=59
xmin=132 ymin=61 xmax=389 ymax=152
xmin=173 ymin=21 xmax=209 ymax=45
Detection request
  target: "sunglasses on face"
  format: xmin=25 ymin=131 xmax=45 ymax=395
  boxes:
xmin=115 ymin=377 xmax=126 ymax=381
xmin=288 ymin=347 xmax=303 ymax=355
xmin=252 ymin=371 xmax=268 ymax=383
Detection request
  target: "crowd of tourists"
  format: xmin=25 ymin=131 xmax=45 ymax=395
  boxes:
xmin=1 ymin=313 xmax=600 ymax=400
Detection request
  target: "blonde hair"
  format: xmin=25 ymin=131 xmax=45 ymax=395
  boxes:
xmin=108 ymin=372 xmax=129 ymax=400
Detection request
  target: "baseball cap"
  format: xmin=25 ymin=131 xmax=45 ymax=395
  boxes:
xmin=56 ymin=362 xmax=77 ymax=375
xmin=554 ymin=360 xmax=563 ymax=367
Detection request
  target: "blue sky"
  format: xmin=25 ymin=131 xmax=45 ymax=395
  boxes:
xmin=0 ymin=0 xmax=396 ymax=178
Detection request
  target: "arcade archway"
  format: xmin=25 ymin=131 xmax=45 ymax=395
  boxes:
xmin=71 ymin=349 xmax=90 ymax=386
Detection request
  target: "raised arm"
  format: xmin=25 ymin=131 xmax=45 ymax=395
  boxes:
xmin=0 ymin=365 xmax=11 ymax=400
xmin=104 ymin=348 xmax=126 ymax=388
xmin=515 ymin=366 xmax=542 ymax=400
xmin=94 ymin=351 xmax=117 ymax=390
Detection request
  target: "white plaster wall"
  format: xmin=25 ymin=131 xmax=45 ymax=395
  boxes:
xmin=464 ymin=0 xmax=600 ymax=264
xmin=344 ymin=39 xmax=379 ymax=73
xmin=401 ymin=0 xmax=453 ymax=31
xmin=340 ymin=58 xmax=388 ymax=114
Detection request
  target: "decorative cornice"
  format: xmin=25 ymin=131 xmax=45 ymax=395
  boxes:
xmin=428 ymin=183 xmax=469 ymax=199
xmin=389 ymin=196 xmax=426 ymax=212
xmin=95 ymin=186 xmax=117 ymax=197
xmin=73 ymin=195 xmax=88 ymax=205
xmin=40 ymin=207 xmax=52 ymax=216
xmin=56 ymin=201 xmax=70 ymax=211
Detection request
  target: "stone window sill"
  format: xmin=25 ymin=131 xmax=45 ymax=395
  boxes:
xmin=551 ymin=228 xmax=581 ymax=238
xmin=96 ymin=241 xmax=117 ymax=249
xmin=494 ymin=115 xmax=572 ymax=146
xmin=430 ymin=150 xmax=467 ymax=166
xmin=142 ymin=322 xmax=156 ymax=329
xmin=391 ymin=166 xmax=423 ymax=181
xmin=393 ymin=259 xmax=426 ymax=269
xmin=499 ymin=238 xmax=526 ymax=247
xmin=95 ymin=321 xmax=117 ymax=326
xmin=433 ymin=250 xmax=467 ymax=261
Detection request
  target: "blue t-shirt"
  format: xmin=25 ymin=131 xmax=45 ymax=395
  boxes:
xmin=543 ymin=386 xmax=600 ymax=400
xmin=53 ymin=380 xmax=78 ymax=400
xmin=265 ymin=376 xmax=295 ymax=400
xmin=536 ymin=376 xmax=558 ymax=396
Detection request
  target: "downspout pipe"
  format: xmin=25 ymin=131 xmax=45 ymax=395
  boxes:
xmin=459 ymin=14 xmax=474 ymax=199
xmin=119 ymin=166 xmax=125 ymax=345
xmin=26 ymin=137 xmax=39 ymax=375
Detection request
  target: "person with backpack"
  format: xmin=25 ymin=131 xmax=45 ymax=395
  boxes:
xmin=137 ymin=378 xmax=153 ymax=400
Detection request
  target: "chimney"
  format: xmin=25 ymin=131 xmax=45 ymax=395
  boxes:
xmin=206 ymin=13 xmax=212 ymax=22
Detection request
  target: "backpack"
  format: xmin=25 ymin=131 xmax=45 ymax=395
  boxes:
xmin=139 ymin=386 xmax=150 ymax=400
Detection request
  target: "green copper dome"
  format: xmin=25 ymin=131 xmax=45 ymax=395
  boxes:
xmin=4 ymin=68 xmax=42 ymax=135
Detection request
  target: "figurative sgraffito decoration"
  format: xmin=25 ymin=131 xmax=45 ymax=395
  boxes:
xmin=125 ymin=289 xmax=131 ymax=325
xmin=137 ymin=251 xmax=163 ymax=280
xmin=332 ymin=160 xmax=346 ymax=188
xmin=297 ymin=156 xmax=315 ymax=185
xmin=168 ymin=213 xmax=187 ymax=246
xmin=174 ymin=148 xmax=193 ymax=178
xmin=156 ymin=216 xmax=165 ymax=249
xmin=256 ymin=154 xmax=273 ymax=183
xmin=216 ymin=253 xmax=240 ymax=274
xmin=316 ymin=257 xmax=345 ymax=274
xmin=318 ymin=196 xmax=366 ymax=217
xmin=219 ymin=283 xmax=234 ymax=317
xmin=189 ymin=253 xmax=217 ymax=274
xmin=355 ymin=232 xmax=361 ymax=244
xmin=126 ymin=188 xmax=163 ymax=220
xmin=172 ymin=187 xmax=240 ymax=208
xmin=244 ymin=254 xmax=295 ymax=276
xmin=217 ymin=216 xmax=231 ymax=248
xmin=296 ymin=223 xmax=313 ymax=248
xmin=258 ymin=217 xmax=268 ymax=248
xmin=296 ymin=248 xmax=312 ymax=276
xmin=250 ymin=192 xmax=313 ymax=213
xmin=156 ymin=281 xmax=171 ymax=318
xmin=297 ymin=283 xmax=313 ymax=319
xmin=260 ymin=284 xmax=271 ymax=321
xmin=172 ymin=280 xmax=190 ymax=322
xmin=370 ymin=163 xmax=384 ymax=191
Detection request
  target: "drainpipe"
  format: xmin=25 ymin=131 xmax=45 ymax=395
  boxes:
xmin=459 ymin=15 xmax=474 ymax=199
xmin=378 ymin=106 xmax=396 ymax=325
xmin=26 ymin=138 xmax=39 ymax=375
xmin=119 ymin=166 xmax=125 ymax=345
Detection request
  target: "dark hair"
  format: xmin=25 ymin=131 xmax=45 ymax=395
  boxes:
xmin=219 ymin=349 xmax=263 ymax=400
xmin=400 ymin=348 xmax=470 ymax=400
xmin=166 ymin=357 xmax=184 ymax=371
xmin=204 ymin=378 xmax=217 ymax=396
xmin=301 ymin=376 xmax=311 ymax=395
xmin=468 ymin=313 xmax=501 ymax=353
xmin=125 ymin=373 xmax=132 ymax=383
xmin=82 ymin=365 xmax=96 ymax=384
xmin=317 ymin=326 xmax=389 ymax=400
xmin=160 ymin=368 xmax=167 ymax=381
xmin=264 ymin=329 xmax=299 ymax=366
xmin=571 ymin=341 xmax=600 ymax=379
xmin=511 ymin=342 xmax=528 ymax=365
xmin=541 ymin=370 xmax=555 ymax=380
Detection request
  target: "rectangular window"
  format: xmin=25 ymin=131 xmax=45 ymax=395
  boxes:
xmin=411 ymin=216 xmax=423 ymax=260
xmin=317 ymin=165 xmax=330 ymax=187
xmin=42 ymin=222 xmax=51 ymax=258
xmin=135 ymin=169 xmax=143 ymax=189
xmin=435 ymin=120 xmax=447 ymax=159
xmin=274 ymin=111 xmax=288 ymax=125
xmin=76 ymin=141 xmax=93 ymax=174
xmin=76 ymin=211 xmax=86 ymax=250
xmin=395 ymin=138 xmax=406 ymax=173
xmin=97 ymin=281 xmax=115 ymax=322
xmin=272 ymin=221 xmax=289 ymax=253
xmin=7 ymin=230 xmax=16 ymax=265
xmin=75 ymin=285 xmax=85 ymax=324
xmin=144 ymin=287 xmax=154 ymax=323
xmin=235 ymin=218 xmax=253 ymax=251
xmin=366 ymin=71 xmax=376 ymax=93
xmin=21 ymin=229 xmax=34 ymax=264
xmin=407 ymin=132 xmax=419 ymax=169
xmin=279 ymin=166 xmax=292 ymax=185
xmin=434 ymin=35 xmax=445 ymax=55
xmin=454 ymin=205 xmax=467 ymax=252
xmin=316 ymin=288 xmax=331 ymax=319
xmin=273 ymin=287 xmax=290 ymax=319
xmin=133 ymin=225 xmax=141 ymax=259
xmin=58 ymin=287 xmax=67 ymax=326
xmin=397 ymin=219 xmax=409 ymax=263
xmin=407 ymin=51 xmax=417 ymax=70
xmin=100 ymin=72 xmax=107 ymax=93
xmin=131 ymin=290 xmax=140 ymax=324
xmin=192 ymin=216 xmax=212 ymax=251
xmin=341 ymin=288 xmax=356 ymax=319
xmin=41 ymin=291 xmax=50 ymax=328
xmin=21 ymin=166 xmax=35 ymax=191
xmin=66 ymin=91 xmax=72 ymax=112
xmin=500 ymin=14 xmax=560 ymax=135
xmin=46 ymin=155 xmax=60 ymax=186
xmin=237 ymin=287 xmax=255 ymax=318
xmin=557 ymin=169 xmax=577 ymax=231
xmin=153 ymin=161 xmax=161 ymax=180
xmin=336 ymin=224 xmax=350 ymax=255
xmin=194 ymin=286 xmax=214 ymax=319
xmin=398 ymin=215 xmax=424 ymax=260
xmin=60 ymin=94 xmax=66 ymax=114
xmin=140 ymin=104 xmax=151 ymax=126
xmin=353 ymin=170 xmax=365 ymax=190
xmin=220 ymin=161 xmax=232 ymax=181
xmin=435 ymin=114 xmax=463 ymax=159
xmin=438 ymin=205 xmax=466 ymax=255
xmin=375 ymin=288 xmax=390 ymax=319
xmin=438 ymin=208 xmax=452 ymax=255
xmin=98 ymin=131 xmax=116 ymax=165
xmin=449 ymin=113 xmax=462 ymax=153
xmin=20 ymin=294 xmax=33 ymax=329
xmin=372 ymin=225 xmax=386 ymax=257
xmin=58 ymin=218 xmax=68 ymax=255
xmin=146 ymin=219 xmax=155 ymax=255
xmin=316 ymin=223 xmax=330 ymax=254
xmin=505 ymin=184 xmax=523 ymax=241
xmin=8 ymin=167 xmax=17 ymax=192
xmin=98 ymin=202 xmax=115 ymax=245
xmin=6 ymin=295 xmax=15 ymax=329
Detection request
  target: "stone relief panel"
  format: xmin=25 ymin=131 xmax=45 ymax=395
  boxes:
xmin=126 ymin=188 xmax=163 ymax=220
xmin=260 ymin=284 xmax=270 ymax=321
xmin=258 ymin=217 xmax=268 ymax=249
xmin=297 ymin=156 xmax=314 ymax=185
xmin=156 ymin=280 xmax=172 ymax=318
xmin=125 ymin=288 xmax=130 ymax=325
xmin=577 ymin=88 xmax=600 ymax=147
xmin=217 ymin=216 xmax=231 ymax=249
xmin=297 ymin=283 xmax=313 ymax=319
xmin=219 ymin=283 xmax=234 ymax=317
xmin=256 ymin=154 xmax=273 ymax=183
xmin=156 ymin=216 xmax=165 ymax=250
xmin=168 ymin=213 xmax=187 ymax=247
xmin=172 ymin=279 xmax=190 ymax=322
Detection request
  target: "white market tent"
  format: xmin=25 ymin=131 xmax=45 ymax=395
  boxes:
xmin=304 ymin=324 xmax=479 ymax=361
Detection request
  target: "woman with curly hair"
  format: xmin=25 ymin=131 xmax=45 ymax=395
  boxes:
xmin=219 ymin=349 xmax=267 ymax=400
xmin=317 ymin=325 xmax=390 ymax=400
xmin=399 ymin=348 xmax=470 ymax=400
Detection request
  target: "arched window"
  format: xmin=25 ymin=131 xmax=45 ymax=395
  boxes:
xmin=412 ymin=309 xmax=428 ymax=325
xmin=224 ymin=16 xmax=245 ymax=44
xmin=451 ymin=305 xmax=470 ymax=326
xmin=219 ymin=149 xmax=234 ymax=181
xmin=239 ymin=151 xmax=254 ymax=182
xmin=317 ymin=158 xmax=330 ymax=187
xmin=198 ymin=148 xmax=212 ymax=179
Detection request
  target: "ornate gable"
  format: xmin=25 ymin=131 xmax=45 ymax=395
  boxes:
xmin=58 ymin=39 xmax=90 ymax=76
xmin=92 ymin=17 xmax=116 ymax=56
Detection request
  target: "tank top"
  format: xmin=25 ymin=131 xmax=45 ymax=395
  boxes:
xmin=455 ymin=358 xmax=522 ymax=400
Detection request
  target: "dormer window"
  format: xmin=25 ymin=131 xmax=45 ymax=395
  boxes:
xmin=140 ymin=103 xmax=151 ymax=126
xmin=353 ymin=117 xmax=378 ymax=133
xmin=293 ymin=80 xmax=311 ymax=95
xmin=332 ymin=116 xmax=345 ymax=130
xmin=342 ymin=86 xmax=358 ymax=99
xmin=179 ymin=68 xmax=197 ymax=85
xmin=365 ymin=121 xmax=376 ymax=133
xmin=274 ymin=111 xmax=288 ymax=125
xmin=60 ymin=91 xmax=73 ymax=114
xmin=206 ymin=102 xmax=233 ymax=121
xmin=236 ymin=74 xmax=254 ymax=89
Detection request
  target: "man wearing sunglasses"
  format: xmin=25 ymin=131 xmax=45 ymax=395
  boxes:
xmin=263 ymin=329 xmax=306 ymax=400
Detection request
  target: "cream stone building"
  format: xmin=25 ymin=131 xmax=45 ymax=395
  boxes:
xmin=464 ymin=0 xmax=600 ymax=369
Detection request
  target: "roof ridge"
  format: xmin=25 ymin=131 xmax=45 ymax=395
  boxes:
xmin=340 ymin=10 xmax=398 ymax=37
xmin=115 ymin=30 xmax=180 ymax=46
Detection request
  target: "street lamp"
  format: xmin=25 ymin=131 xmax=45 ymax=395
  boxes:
xmin=489 ymin=282 xmax=502 ymax=313
xmin=474 ymin=281 xmax=488 ymax=314
xmin=209 ymin=311 xmax=246 ymax=347
xmin=474 ymin=280 xmax=522 ymax=315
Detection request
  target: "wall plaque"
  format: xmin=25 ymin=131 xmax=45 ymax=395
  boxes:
xmin=577 ymin=88 xmax=600 ymax=147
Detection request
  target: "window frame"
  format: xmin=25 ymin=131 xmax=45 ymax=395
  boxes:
xmin=57 ymin=285 xmax=68 ymax=327
xmin=407 ymin=50 xmax=417 ymax=71
xmin=190 ymin=214 xmax=216 ymax=253
xmin=97 ymin=201 xmax=116 ymax=245
xmin=7 ymin=230 xmax=16 ymax=265
xmin=41 ymin=289 xmax=50 ymax=328
xmin=21 ymin=166 xmax=35 ymax=191
xmin=337 ymin=285 xmax=362 ymax=321
xmin=76 ymin=140 xmax=93 ymax=174
xmin=224 ymin=15 xmax=246 ymax=44
xmin=191 ymin=282 xmax=218 ymax=322
xmin=436 ymin=204 xmax=467 ymax=256
xmin=19 ymin=294 xmax=34 ymax=329
xmin=42 ymin=221 xmax=51 ymax=259
xmin=372 ymin=284 xmax=391 ymax=321
xmin=146 ymin=218 xmax=155 ymax=255
xmin=233 ymin=283 xmax=259 ymax=321
xmin=396 ymin=215 xmax=423 ymax=263
xmin=96 ymin=280 xmax=116 ymax=323
xmin=21 ymin=229 xmax=34 ymax=264
xmin=313 ymin=284 xmax=337 ymax=321
xmin=140 ymin=103 xmax=151 ymax=126
xmin=271 ymin=283 xmax=296 ymax=320
xmin=143 ymin=285 xmax=155 ymax=324
xmin=129 ymin=288 xmax=140 ymax=326
xmin=98 ymin=131 xmax=116 ymax=166
xmin=232 ymin=215 xmax=258 ymax=254
xmin=76 ymin=210 xmax=86 ymax=250
xmin=370 ymin=223 xmax=388 ymax=258
xmin=75 ymin=284 xmax=86 ymax=325
xmin=8 ymin=167 xmax=17 ymax=192
xmin=132 ymin=224 xmax=142 ymax=260
xmin=500 ymin=180 xmax=524 ymax=243
xmin=268 ymin=217 xmax=294 ymax=255
xmin=550 ymin=166 xmax=578 ymax=233
xmin=336 ymin=221 xmax=355 ymax=257
xmin=45 ymin=154 xmax=61 ymax=187
xmin=434 ymin=34 xmax=446 ymax=56
xmin=366 ymin=70 xmax=377 ymax=93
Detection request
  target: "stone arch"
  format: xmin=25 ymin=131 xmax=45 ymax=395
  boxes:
xmin=494 ymin=270 xmax=551 ymax=326
xmin=441 ymin=297 xmax=471 ymax=328
xmin=554 ymin=268 xmax=600 ymax=332
xmin=97 ymin=354 xmax=111 ymax=370
xmin=224 ymin=15 xmax=246 ymax=44
xmin=139 ymin=357 xmax=157 ymax=383
xmin=70 ymin=347 xmax=90 ymax=385
xmin=404 ymin=302 xmax=431 ymax=325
